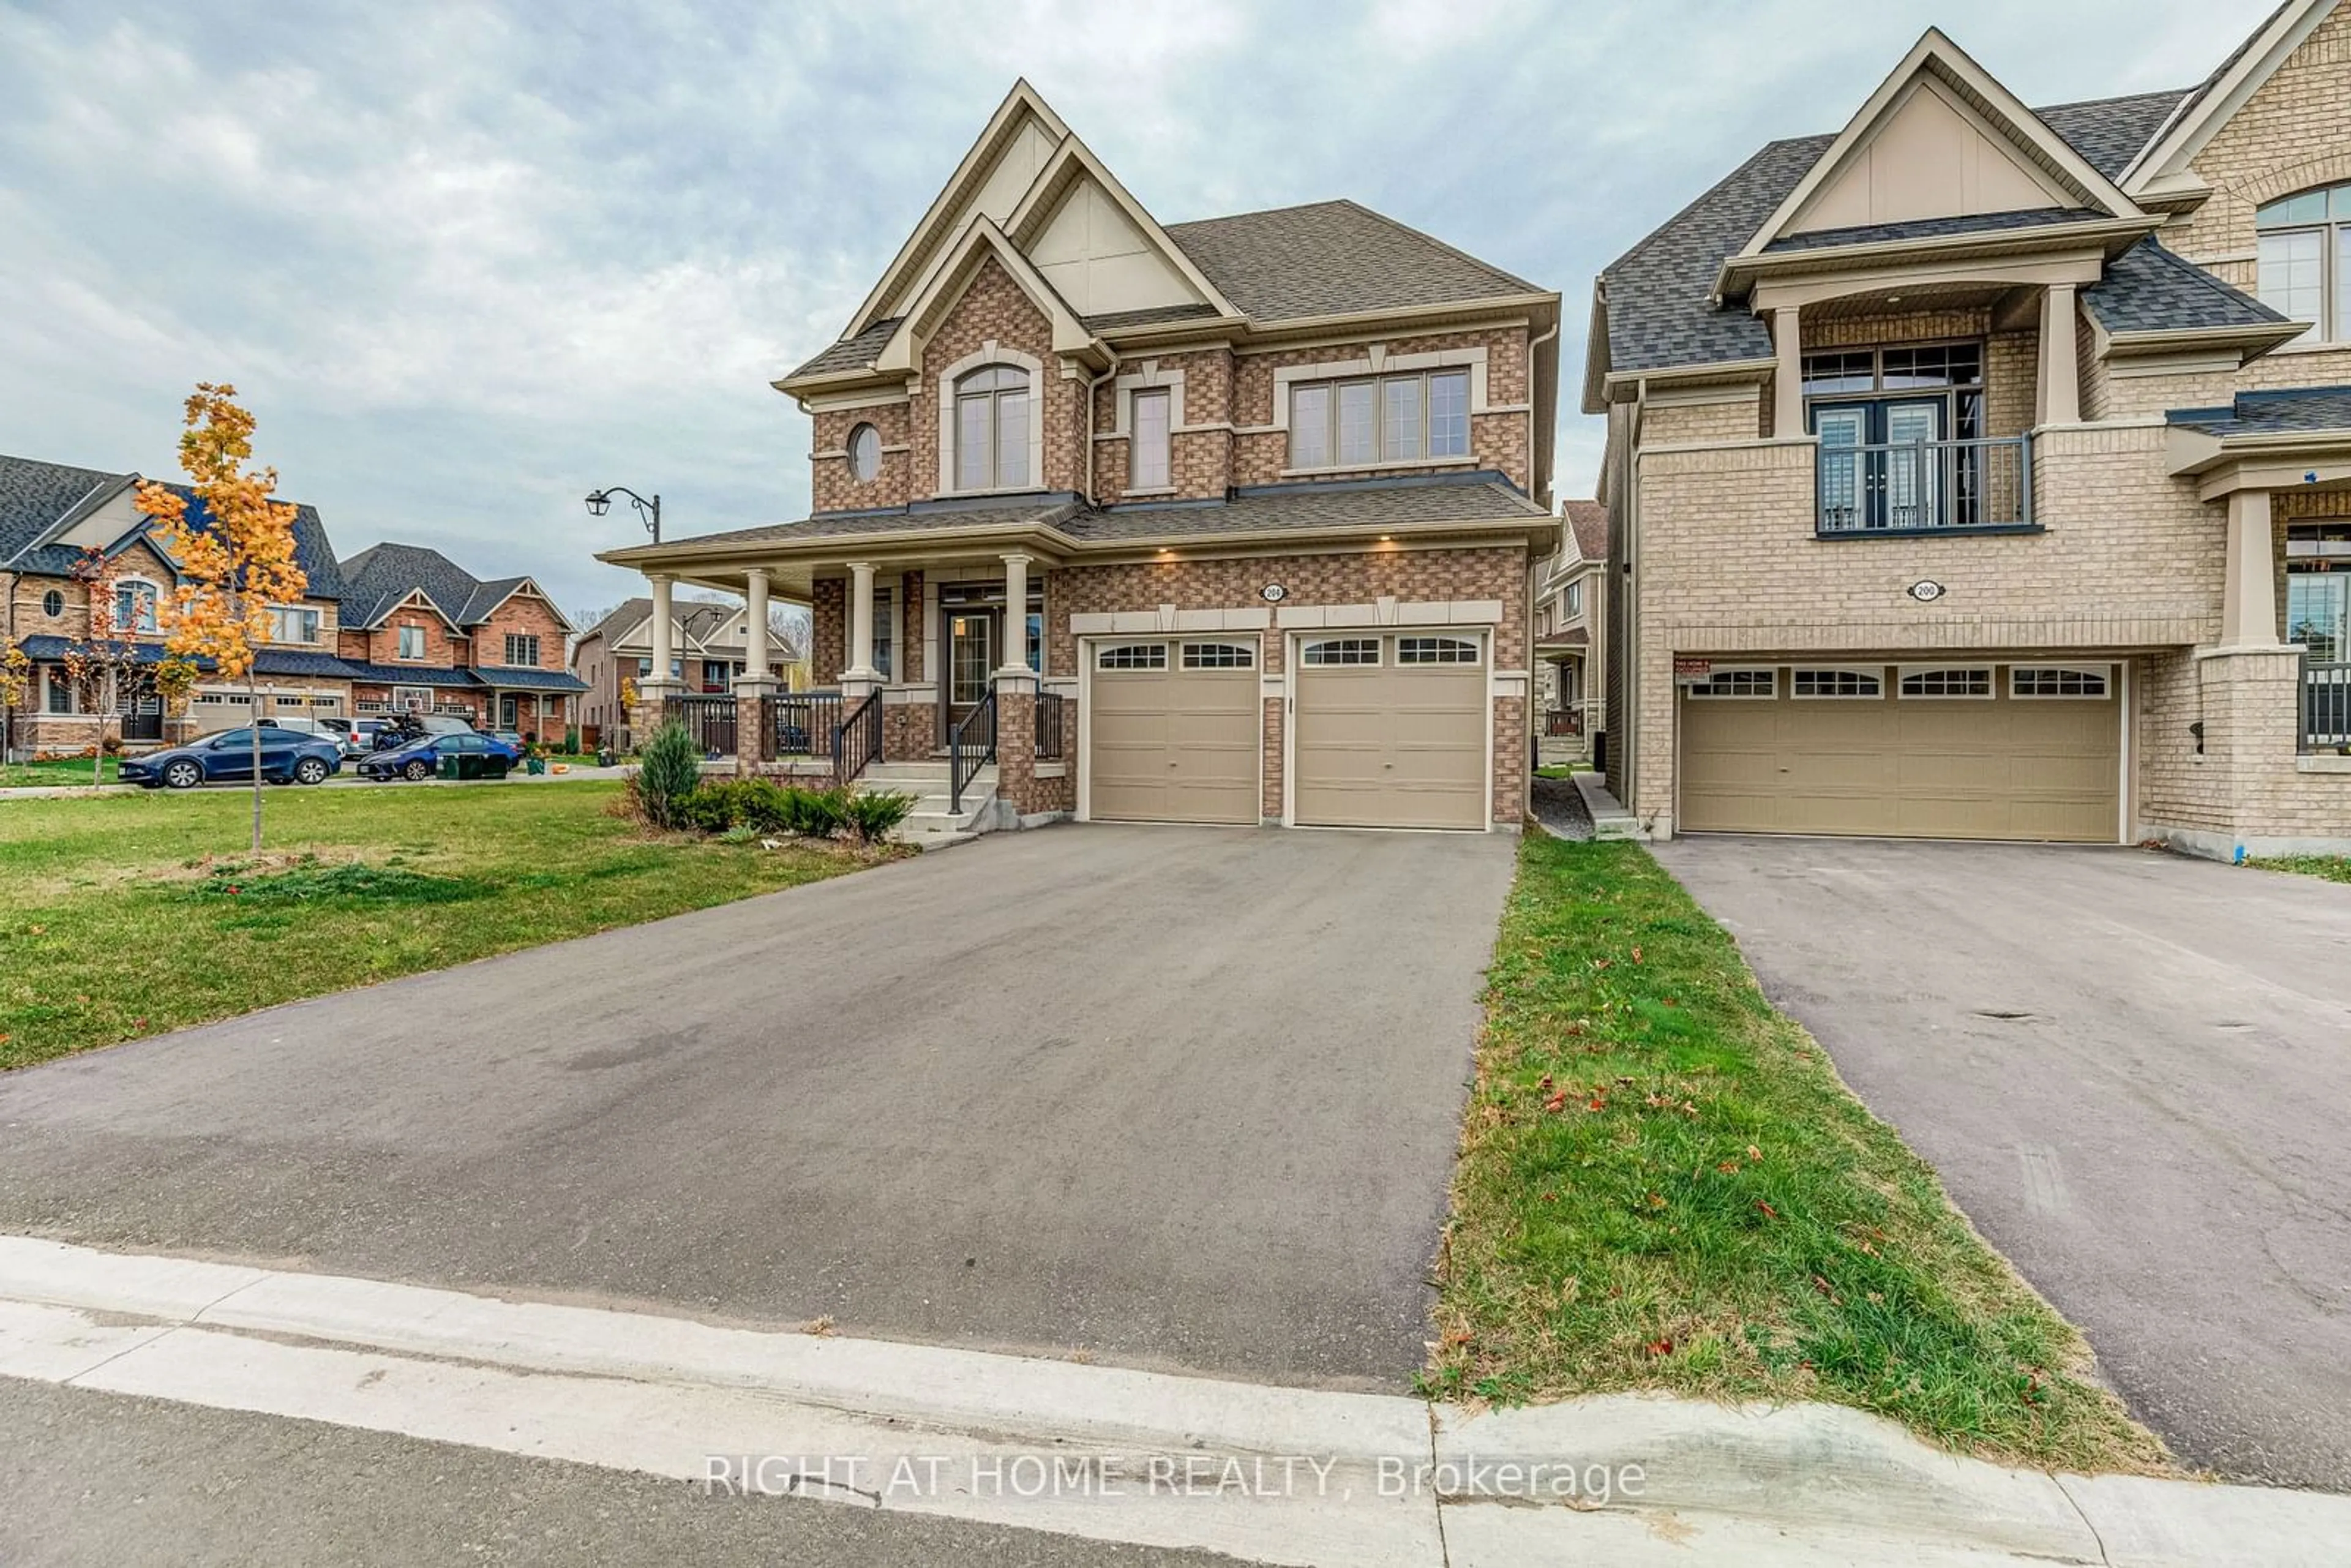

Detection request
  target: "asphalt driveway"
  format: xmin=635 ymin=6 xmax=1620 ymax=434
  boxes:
xmin=0 ymin=824 xmax=1517 ymax=1391
xmin=1652 ymin=836 xmax=2351 ymax=1491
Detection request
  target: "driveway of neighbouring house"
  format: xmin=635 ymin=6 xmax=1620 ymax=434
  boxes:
xmin=0 ymin=825 xmax=1517 ymax=1392
xmin=1652 ymin=836 xmax=2351 ymax=1491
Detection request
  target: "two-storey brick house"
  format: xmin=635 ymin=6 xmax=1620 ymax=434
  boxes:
xmin=1 ymin=452 xmax=354 ymax=758
xmin=1532 ymin=499 xmax=1608 ymax=764
xmin=602 ymin=81 xmax=1561 ymax=834
xmin=1591 ymin=5 xmax=2351 ymax=858
xmin=336 ymin=543 xmax=588 ymax=739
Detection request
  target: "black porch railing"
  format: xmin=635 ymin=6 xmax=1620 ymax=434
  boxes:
xmin=770 ymin=691 xmax=844 ymax=758
xmin=1817 ymin=435 xmax=2031 ymax=535
xmin=950 ymin=688 xmax=997 ymax=812
xmin=834 ymin=689 xmax=883 ymax=787
xmin=1034 ymin=690 xmax=1067 ymax=760
xmin=670 ymin=693 xmax=737 ymax=756
xmin=2306 ymin=659 xmax=2351 ymax=751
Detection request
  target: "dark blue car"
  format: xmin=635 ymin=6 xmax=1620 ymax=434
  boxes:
xmin=121 ymin=727 xmax=345 ymax=790
xmin=354 ymin=730 xmax=522 ymax=782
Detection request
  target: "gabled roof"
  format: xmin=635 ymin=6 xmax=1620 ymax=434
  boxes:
xmin=339 ymin=542 xmax=568 ymax=632
xmin=1735 ymin=29 xmax=2144 ymax=263
xmin=0 ymin=451 xmax=347 ymax=596
xmin=2123 ymin=1 xmax=2334 ymax=202
xmin=576 ymin=596 xmax=749 ymax=653
xmin=1562 ymin=500 xmax=1608 ymax=563
xmin=872 ymin=217 xmax=1098 ymax=376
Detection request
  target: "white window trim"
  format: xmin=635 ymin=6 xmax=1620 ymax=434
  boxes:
xmin=1128 ymin=384 xmax=1175 ymax=492
xmin=1267 ymin=345 xmax=1491 ymax=432
xmin=846 ymin=421 xmax=883 ymax=484
xmin=1396 ymin=635 xmax=1483 ymax=666
xmin=113 ymin=575 xmax=163 ymax=634
xmin=270 ymin=603 xmax=323 ymax=644
xmin=2008 ymin=664 xmax=2114 ymax=700
xmin=1095 ymin=642 xmax=1169 ymax=671
xmin=1685 ymin=667 xmax=1777 ymax=699
xmin=936 ymin=340 xmax=1045 ymax=497
xmin=1896 ymin=666 xmax=1997 ymax=700
xmin=1180 ymin=640 xmax=1254 ymax=670
xmin=1789 ymin=665 xmax=1886 ymax=700
xmin=1104 ymin=362 xmax=1193 ymax=436
xmin=396 ymin=624 xmax=429 ymax=661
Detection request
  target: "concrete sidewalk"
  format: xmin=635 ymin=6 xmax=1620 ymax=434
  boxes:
xmin=2 ymin=1235 xmax=2344 ymax=1568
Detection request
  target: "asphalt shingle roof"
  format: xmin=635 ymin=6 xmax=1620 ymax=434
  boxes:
xmin=340 ymin=544 xmax=555 ymax=631
xmin=1761 ymin=206 xmax=2112 ymax=252
xmin=2167 ymin=385 xmax=2351 ymax=436
xmin=784 ymin=316 xmax=902 ymax=381
xmin=474 ymin=664 xmax=591 ymax=691
xmin=1595 ymin=89 xmax=2255 ymax=380
xmin=653 ymin=473 xmax=1545 ymax=555
xmin=0 ymin=454 xmax=119 ymax=567
xmin=1562 ymin=500 xmax=1608 ymax=563
xmin=1164 ymin=200 xmax=1542 ymax=322
xmin=337 ymin=661 xmax=486 ymax=689
xmin=2083 ymin=238 xmax=2288 ymax=334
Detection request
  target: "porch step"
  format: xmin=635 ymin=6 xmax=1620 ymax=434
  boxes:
xmin=853 ymin=760 xmax=1000 ymax=844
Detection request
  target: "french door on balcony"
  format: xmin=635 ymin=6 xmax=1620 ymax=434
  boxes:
xmin=1813 ymin=398 xmax=1946 ymax=531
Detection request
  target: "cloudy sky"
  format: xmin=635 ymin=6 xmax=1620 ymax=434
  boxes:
xmin=0 ymin=0 xmax=2235 ymax=613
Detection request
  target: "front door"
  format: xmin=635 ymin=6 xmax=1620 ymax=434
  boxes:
xmin=943 ymin=611 xmax=996 ymax=741
xmin=500 ymin=694 xmax=520 ymax=729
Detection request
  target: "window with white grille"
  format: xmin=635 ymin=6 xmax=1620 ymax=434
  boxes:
xmin=1899 ymin=667 xmax=1993 ymax=698
xmin=1180 ymin=642 xmax=1253 ymax=669
xmin=1687 ymin=669 xmax=1775 ymax=699
xmin=1302 ymin=638 xmax=1381 ymax=667
xmin=1397 ymin=636 xmax=1480 ymax=666
xmin=1792 ymin=667 xmax=1882 ymax=699
xmin=1097 ymin=643 xmax=1168 ymax=671
xmin=2011 ymin=667 xmax=2109 ymax=699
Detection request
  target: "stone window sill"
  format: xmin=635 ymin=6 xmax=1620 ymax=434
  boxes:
xmin=1278 ymin=456 xmax=1479 ymax=481
xmin=2295 ymin=753 xmax=2351 ymax=773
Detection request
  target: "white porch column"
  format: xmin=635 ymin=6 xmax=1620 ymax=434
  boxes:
xmin=998 ymin=552 xmax=1033 ymax=677
xmin=743 ymin=568 xmax=771 ymax=680
xmin=843 ymin=561 xmax=880 ymax=696
xmin=2038 ymin=283 xmax=2080 ymax=427
xmin=2220 ymin=489 xmax=2281 ymax=648
xmin=1772 ymin=307 xmax=1803 ymax=439
xmin=643 ymin=574 xmax=678 ymax=694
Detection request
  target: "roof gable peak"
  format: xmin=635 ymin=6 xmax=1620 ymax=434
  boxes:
xmin=1741 ymin=28 xmax=2144 ymax=258
xmin=2124 ymin=0 xmax=2338 ymax=199
xmin=874 ymin=216 xmax=1098 ymax=376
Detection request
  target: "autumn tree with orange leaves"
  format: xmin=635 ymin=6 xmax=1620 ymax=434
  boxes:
xmin=135 ymin=384 xmax=307 ymax=852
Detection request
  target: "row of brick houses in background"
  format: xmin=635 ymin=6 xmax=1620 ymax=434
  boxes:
xmin=1 ymin=452 xmax=587 ymax=759
xmin=570 ymin=596 xmax=814 ymax=746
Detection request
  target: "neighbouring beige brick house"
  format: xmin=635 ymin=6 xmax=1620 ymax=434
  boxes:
xmin=1532 ymin=499 xmax=1607 ymax=763
xmin=1591 ymin=4 xmax=2351 ymax=858
xmin=602 ymin=81 xmax=1560 ymax=838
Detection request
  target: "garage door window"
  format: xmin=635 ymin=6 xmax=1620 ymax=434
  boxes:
xmin=1181 ymin=642 xmax=1254 ymax=669
xmin=1303 ymin=638 xmax=1381 ymax=666
xmin=1899 ymin=667 xmax=1993 ymax=699
xmin=2011 ymin=666 xmax=2110 ymax=699
xmin=1687 ymin=669 xmax=1775 ymax=699
xmin=1791 ymin=667 xmax=1882 ymax=699
xmin=1397 ymin=636 xmax=1480 ymax=665
xmin=1097 ymin=643 xmax=1168 ymax=670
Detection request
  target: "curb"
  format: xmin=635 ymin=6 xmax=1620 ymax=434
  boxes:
xmin=1 ymin=1236 xmax=2344 ymax=1567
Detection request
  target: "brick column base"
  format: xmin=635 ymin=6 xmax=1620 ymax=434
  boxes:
xmin=993 ymin=675 xmax=1039 ymax=816
xmin=733 ymin=680 xmax=778 ymax=777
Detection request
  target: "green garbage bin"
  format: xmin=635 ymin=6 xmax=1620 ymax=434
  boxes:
xmin=438 ymin=752 xmax=463 ymax=781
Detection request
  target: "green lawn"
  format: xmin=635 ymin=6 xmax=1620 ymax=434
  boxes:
xmin=0 ymin=757 xmax=121 ymax=788
xmin=2249 ymin=853 xmax=2351 ymax=884
xmin=1431 ymin=835 xmax=2165 ymax=1474
xmin=0 ymin=782 xmax=861 ymax=1070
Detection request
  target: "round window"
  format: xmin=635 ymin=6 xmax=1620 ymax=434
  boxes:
xmin=42 ymin=589 xmax=64 ymax=618
xmin=847 ymin=422 xmax=880 ymax=483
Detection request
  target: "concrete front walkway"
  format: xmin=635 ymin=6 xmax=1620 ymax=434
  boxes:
xmin=1652 ymin=836 xmax=2351 ymax=1491
xmin=0 ymin=823 xmax=1518 ymax=1390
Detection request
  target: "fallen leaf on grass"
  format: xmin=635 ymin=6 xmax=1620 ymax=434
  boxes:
xmin=1643 ymin=1337 xmax=1674 ymax=1357
xmin=1755 ymin=1200 xmax=1779 ymax=1220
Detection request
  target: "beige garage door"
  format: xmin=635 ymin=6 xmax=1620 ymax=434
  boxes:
xmin=1086 ymin=639 xmax=1260 ymax=824
xmin=1679 ymin=662 xmax=2120 ymax=842
xmin=1295 ymin=634 xmax=1488 ymax=830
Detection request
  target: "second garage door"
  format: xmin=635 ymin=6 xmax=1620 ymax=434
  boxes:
xmin=1679 ymin=661 xmax=2121 ymax=842
xmin=1087 ymin=639 xmax=1261 ymax=824
xmin=1294 ymin=633 xmax=1488 ymax=830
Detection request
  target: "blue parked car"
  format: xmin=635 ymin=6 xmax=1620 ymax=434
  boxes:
xmin=121 ymin=727 xmax=345 ymax=790
xmin=354 ymin=729 xmax=522 ymax=782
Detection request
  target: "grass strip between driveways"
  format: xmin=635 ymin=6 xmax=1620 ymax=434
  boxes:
xmin=2249 ymin=853 xmax=2351 ymax=885
xmin=0 ymin=782 xmax=860 ymax=1071
xmin=1430 ymin=835 xmax=2167 ymax=1474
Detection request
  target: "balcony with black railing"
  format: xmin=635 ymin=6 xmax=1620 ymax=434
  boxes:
xmin=2306 ymin=659 xmax=2351 ymax=752
xmin=1815 ymin=435 xmax=2033 ymax=538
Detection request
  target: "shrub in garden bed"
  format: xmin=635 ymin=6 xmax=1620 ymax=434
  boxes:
xmin=674 ymin=777 xmax=915 ymax=844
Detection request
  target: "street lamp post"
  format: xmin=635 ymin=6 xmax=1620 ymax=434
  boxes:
xmin=584 ymin=486 xmax=661 ymax=544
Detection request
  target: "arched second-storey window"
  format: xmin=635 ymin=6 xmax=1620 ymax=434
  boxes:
xmin=2257 ymin=182 xmax=2351 ymax=342
xmin=954 ymin=365 xmax=1031 ymax=491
